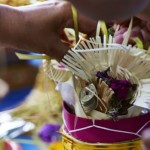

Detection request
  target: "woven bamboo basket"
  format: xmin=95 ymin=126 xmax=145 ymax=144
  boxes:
xmin=62 ymin=133 xmax=142 ymax=150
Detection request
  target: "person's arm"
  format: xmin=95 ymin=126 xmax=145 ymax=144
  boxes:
xmin=68 ymin=0 xmax=150 ymax=21
xmin=137 ymin=1 xmax=150 ymax=21
xmin=0 ymin=4 xmax=24 ymax=48
xmin=0 ymin=1 xmax=96 ymax=61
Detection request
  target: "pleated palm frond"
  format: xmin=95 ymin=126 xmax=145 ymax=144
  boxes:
xmin=61 ymin=19 xmax=150 ymax=110
xmin=43 ymin=59 xmax=72 ymax=82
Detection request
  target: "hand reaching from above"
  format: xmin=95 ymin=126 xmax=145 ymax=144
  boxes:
xmin=0 ymin=1 xmax=96 ymax=61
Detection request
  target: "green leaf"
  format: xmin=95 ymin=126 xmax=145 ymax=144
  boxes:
xmin=96 ymin=21 xmax=101 ymax=37
xmin=71 ymin=5 xmax=79 ymax=43
xmin=147 ymin=46 xmax=150 ymax=54
xmin=101 ymin=21 xmax=108 ymax=42
xmin=15 ymin=52 xmax=50 ymax=60
xmin=96 ymin=21 xmax=108 ymax=42
xmin=132 ymin=37 xmax=144 ymax=49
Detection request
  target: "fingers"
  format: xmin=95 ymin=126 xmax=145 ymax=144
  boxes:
xmin=69 ymin=0 xmax=150 ymax=22
xmin=48 ymin=1 xmax=97 ymax=61
xmin=49 ymin=37 xmax=70 ymax=62
xmin=136 ymin=1 xmax=150 ymax=21
xmin=78 ymin=14 xmax=97 ymax=36
xmin=147 ymin=22 xmax=150 ymax=32
xmin=64 ymin=2 xmax=97 ymax=36
xmin=142 ymin=129 xmax=150 ymax=150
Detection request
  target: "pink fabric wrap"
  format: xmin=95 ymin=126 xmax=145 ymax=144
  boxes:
xmin=63 ymin=103 xmax=150 ymax=143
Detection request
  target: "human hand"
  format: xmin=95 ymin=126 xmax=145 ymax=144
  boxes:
xmin=68 ymin=0 xmax=150 ymax=22
xmin=113 ymin=18 xmax=150 ymax=49
xmin=12 ymin=1 xmax=96 ymax=61
xmin=142 ymin=129 xmax=150 ymax=150
xmin=0 ymin=1 xmax=96 ymax=61
xmin=137 ymin=1 xmax=150 ymax=21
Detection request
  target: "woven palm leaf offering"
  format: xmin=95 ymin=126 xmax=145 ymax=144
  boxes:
xmin=51 ymin=17 xmax=150 ymax=150
xmin=15 ymin=7 xmax=150 ymax=148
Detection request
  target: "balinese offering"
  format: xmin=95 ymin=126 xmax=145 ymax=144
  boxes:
xmin=16 ymin=18 xmax=150 ymax=150
xmin=44 ymin=19 xmax=150 ymax=149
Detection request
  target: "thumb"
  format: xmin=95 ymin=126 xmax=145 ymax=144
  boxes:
xmin=78 ymin=13 xmax=97 ymax=36
xmin=55 ymin=14 xmax=97 ymax=61
xmin=65 ymin=7 xmax=97 ymax=36
xmin=49 ymin=38 xmax=70 ymax=61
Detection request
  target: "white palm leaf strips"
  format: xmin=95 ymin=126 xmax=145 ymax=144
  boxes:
xmin=61 ymin=33 xmax=150 ymax=110
xmin=43 ymin=59 xmax=72 ymax=82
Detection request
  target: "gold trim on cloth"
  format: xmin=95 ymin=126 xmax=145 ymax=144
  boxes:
xmin=62 ymin=133 xmax=142 ymax=150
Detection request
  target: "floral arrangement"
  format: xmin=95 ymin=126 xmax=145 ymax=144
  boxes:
xmin=15 ymin=16 xmax=150 ymax=148
xmin=43 ymin=19 xmax=150 ymax=146
xmin=80 ymin=69 xmax=136 ymax=120
xmin=58 ymin=19 xmax=150 ymax=119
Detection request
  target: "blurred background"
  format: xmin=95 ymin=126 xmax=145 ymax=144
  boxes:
xmin=0 ymin=1 xmax=63 ymax=150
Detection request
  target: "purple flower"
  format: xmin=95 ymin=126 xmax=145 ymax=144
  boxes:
xmin=96 ymin=68 xmax=112 ymax=80
xmin=110 ymin=80 xmax=131 ymax=100
xmin=38 ymin=124 xmax=61 ymax=143
xmin=96 ymin=69 xmax=134 ymax=101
